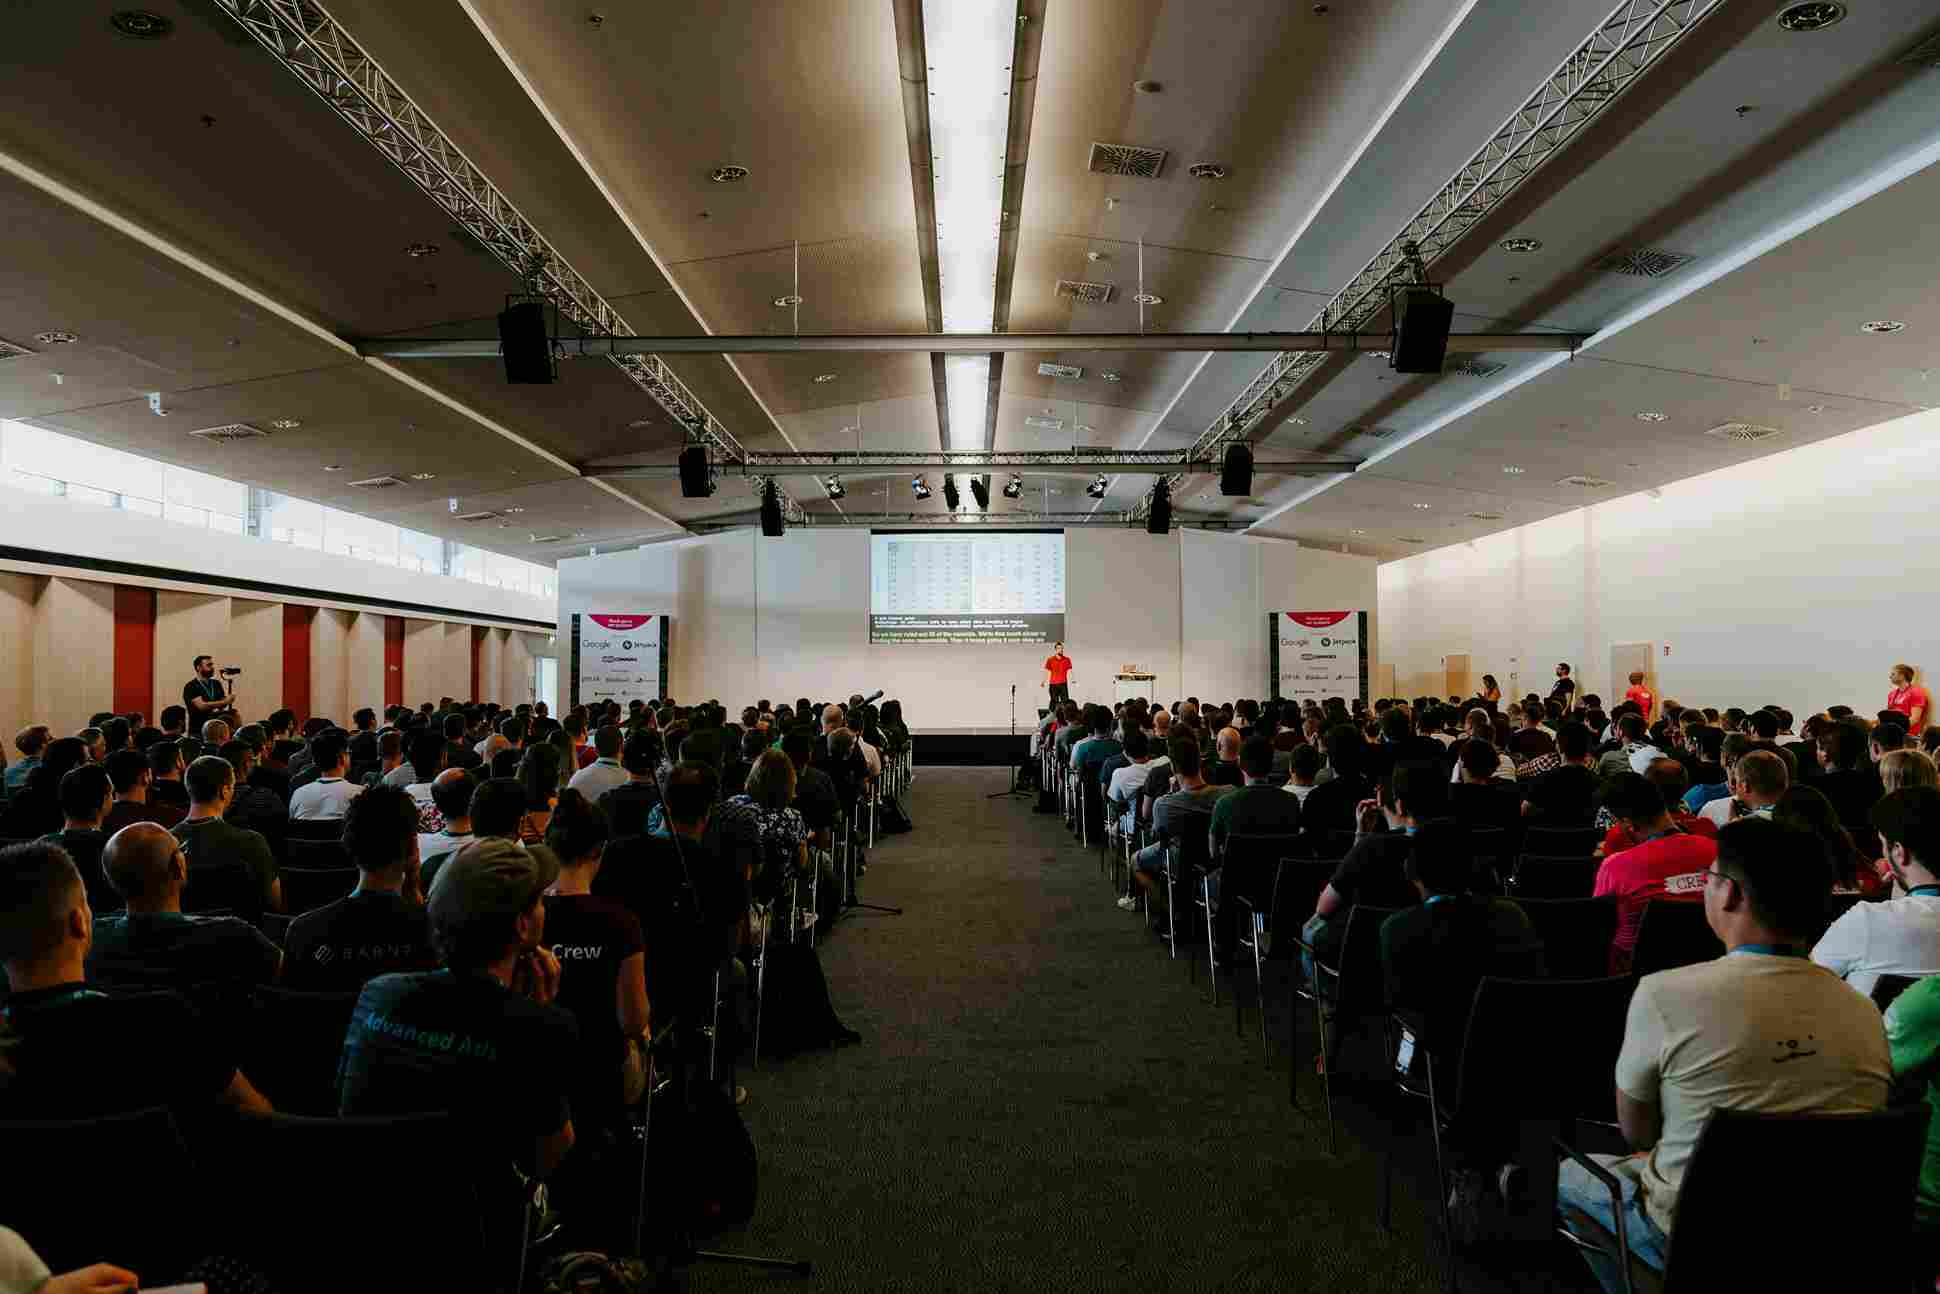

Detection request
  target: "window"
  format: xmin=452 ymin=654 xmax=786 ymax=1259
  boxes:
xmin=260 ymin=491 xmax=324 ymax=550
xmin=322 ymin=506 xmax=399 ymax=566
xmin=399 ymin=528 xmax=444 ymax=575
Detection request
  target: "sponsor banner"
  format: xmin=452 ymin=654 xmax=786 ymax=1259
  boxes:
xmin=869 ymin=611 xmax=1065 ymax=645
xmin=1269 ymin=610 xmax=1369 ymax=705
xmin=571 ymin=613 xmax=665 ymax=704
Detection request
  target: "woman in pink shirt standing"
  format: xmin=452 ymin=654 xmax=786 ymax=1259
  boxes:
xmin=1889 ymin=663 xmax=1932 ymax=730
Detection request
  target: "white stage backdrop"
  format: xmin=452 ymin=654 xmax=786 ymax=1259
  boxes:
xmin=1271 ymin=610 xmax=1370 ymax=705
xmin=570 ymin=613 xmax=668 ymax=705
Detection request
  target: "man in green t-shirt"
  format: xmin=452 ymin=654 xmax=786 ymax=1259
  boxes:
xmin=1885 ymin=974 xmax=1940 ymax=1234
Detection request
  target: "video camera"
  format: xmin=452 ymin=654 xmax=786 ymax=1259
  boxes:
xmin=219 ymin=667 xmax=243 ymax=677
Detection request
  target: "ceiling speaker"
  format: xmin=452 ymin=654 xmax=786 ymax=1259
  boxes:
xmin=496 ymin=301 xmax=554 ymax=384
xmin=1390 ymin=286 xmax=1454 ymax=375
xmin=1220 ymin=442 xmax=1253 ymax=496
xmin=759 ymin=480 xmax=784 ymax=537
xmin=968 ymin=475 xmax=990 ymax=511
xmin=1146 ymin=479 xmax=1171 ymax=535
xmin=942 ymin=475 xmax=961 ymax=511
xmin=677 ymin=445 xmax=713 ymax=498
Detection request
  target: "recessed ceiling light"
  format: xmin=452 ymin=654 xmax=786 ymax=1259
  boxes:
xmin=268 ymin=418 xmax=302 ymax=430
xmin=1100 ymin=371 xmax=1122 ymax=382
xmin=813 ymin=373 xmax=837 ymax=383
xmin=1132 ymin=292 xmax=1163 ymax=306
xmin=1187 ymin=163 xmax=1226 ymax=180
xmin=1499 ymin=237 xmax=1543 ymax=253
xmin=109 ymin=9 xmax=173 ymax=39
xmin=1074 ymin=424 xmax=1095 ymax=433
xmin=627 ymin=418 xmax=654 ymax=429
xmin=1132 ymin=79 xmax=1163 ymax=93
xmin=323 ymin=464 xmax=343 ymax=472
xmin=1350 ymin=528 xmax=1368 ymax=535
xmin=1635 ymin=411 xmax=1668 ymax=422
xmin=409 ymin=472 xmax=436 ymax=480
xmin=505 ymin=506 xmax=525 ymax=513
xmin=404 ymin=242 xmax=440 ymax=258
xmin=1804 ymin=404 xmax=1827 ymax=413
xmin=1776 ymin=2 xmax=1846 ymax=32
xmin=1502 ymin=465 xmax=1525 ymax=474
xmin=34 ymin=330 xmax=76 ymax=345
xmin=1412 ymin=502 xmax=1432 ymax=510
xmin=710 ymin=165 xmax=749 ymax=183
xmin=1290 ymin=416 xmax=1308 ymax=426
xmin=1860 ymin=320 xmax=1906 ymax=335
xmin=772 ymin=295 xmax=803 ymax=308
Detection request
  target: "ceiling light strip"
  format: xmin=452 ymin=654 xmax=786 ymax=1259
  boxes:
xmin=207 ymin=0 xmax=787 ymax=513
xmin=1245 ymin=127 xmax=1940 ymax=535
xmin=1132 ymin=0 xmax=1724 ymax=523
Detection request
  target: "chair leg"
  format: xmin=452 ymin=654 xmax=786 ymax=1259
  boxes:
xmin=1202 ymin=875 xmax=1219 ymax=1005
xmin=1311 ymin=964 xmax=1334 ymax=1153
xmin=1378 ymin=1016 xmax=1396 ymax=1233
xmin=752 ymin=909 xmax=769 ymax=1069
xmin=1424 ymin=1050 xmax=1457 ymax=1294
xmin=1254 ymin=922 xmax=1270 ymax=1059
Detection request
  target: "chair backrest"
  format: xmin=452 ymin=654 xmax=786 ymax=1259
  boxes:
xmin=1512 ymin=896 xmax=1619 ymax=980
xmin=1662 ymin=1106 xmax=1929 ymax=1289
xmin=280 ymin=857 xmax=357 ymax=912
xmin=0 ymin=1105 xmax=203 ymax=1276
xmin=1521 ymin=825 xmax=1601 ymax=858
xmin=1264 ymin=858 xmax=1337 ymax=956
xmin=1221 ymin=832 xmax=1302 ymax=907
xmin=1453 ymin=975 xmax=1634 ymax=1124
xmin=1506 ymin=854 xmax=1598 ymax=899
xmin=246 ymin=985 xmax=361 ymax=1116
xmin=1308 ymin=828 xmax=1357 ymax=861
xmin=225 ymin=1110 xmax=501 ymax=1289
xmin=182 ymin=860 xmax=263 ymax=921
xmin=1334 ymin=904 xmax=1399 ymax=1014
xmin=1464 ymin=825 xmax=1511 ymax=865
xmin=1872 ymin=972 xmax=1921 ymax=1013
xmin=1630 ymin=900 xmax=1723 ymax=979
xmin=258 ymin=909 xmax=293 ymax=945
xmin=285 ymin=816 xmax=346 ymax=842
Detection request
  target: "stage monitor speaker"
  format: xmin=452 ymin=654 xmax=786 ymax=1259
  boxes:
xmin=1146 ymin=481 xmax=1171 ymax=535
xmin=759 ymin=480 xmax=784 ymax=537
xmin=496 ymin=301 xmax=554 ymax=384
xmin=1390 ymin=286 xmax=1455 ymax=374
xmin=968 ymin=475 xmax=990 ymax=511
xmin=677 ymin=445 xmax=713 ymax=498
xmin=1220 ymin=442 xmax=1253 ymax=496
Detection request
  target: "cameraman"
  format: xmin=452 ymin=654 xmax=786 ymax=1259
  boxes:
xmin=183 ymin=656 xmax=237 ymax=728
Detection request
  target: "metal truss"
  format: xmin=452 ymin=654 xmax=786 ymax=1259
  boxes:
xmin=210 ymin=0 xmax=760 ymax=476
xmin=685 ymin=510 xmax=1254 ymax=532
xmin=1130 ymin=0 xmax=1725 ymax=520
xmin=586 ymin=449 xmax=1361 ymax=480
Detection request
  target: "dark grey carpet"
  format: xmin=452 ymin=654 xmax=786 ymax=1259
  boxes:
xmin=693 ymin=767 xmax=1588 ymax=1293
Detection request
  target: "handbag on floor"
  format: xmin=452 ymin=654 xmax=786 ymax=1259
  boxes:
xmin=758 ymin=942 xmax=852 ymax=1058
xmin=878 ymin=795 xmax=913 ymax=834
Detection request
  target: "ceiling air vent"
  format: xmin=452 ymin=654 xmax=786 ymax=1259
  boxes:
xmin=1558 ymin=475 xmax=1613 ymax=489
xmin=186 ymin=422 xmax=269 ymax=443
xmin=1055 ymin=279 xmax=1115 ymax=305
xmin=1023 ymin=415 xmax=1065 ymax=432
xmin=1467 ymin=511 xmax=1505 ymax=521
xmin=1899 ymin=28 xmax=1940 ymax=67
xmin=1352 ymin=425 xmax=1395 ymax=439
xmin=528 ymin=534 xmax=568 ymax=544
xmin=1397 ymin=536 xmax=1428 ymax=545
xmin=1447 ymin=358 xmax=1507 ymax=379
xmin=1593 ymin=247 xmax=1694 ymax=278
xmin=1705 ymin=421 xmax=1783 ymax=445
xmin=1037 ymin=362 xmax=1084 ymax=379
xmin=346 ymin=475 xmax=404 ymax=490
xmin=452 ymin=510 xmax=500 ymax=522
xmin=1087 ymin=142 xmax=1167 ymax=178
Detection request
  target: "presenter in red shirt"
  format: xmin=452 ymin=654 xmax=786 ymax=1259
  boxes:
xmin=1888 ymin=663 xmax=1931 ymax=730
xmin=1044 ymin=642 xmax=1073 ymax=706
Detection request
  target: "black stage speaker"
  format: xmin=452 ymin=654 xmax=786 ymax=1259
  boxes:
xmin=1220 ymin=442 xmax=1253 ymax=496
xmin=1390 ymin=286 xmax=1455 ymax=375
xmin=1146 ymin=480 xmax=1171 ymax=535
xmin=968 ymin=475 xmax=990 ymax=511
xmin=759 ymin=480 xmax=784 ymax=537
xmin=496 ymin=301 xmax=554 ymax=384
xmin=677 ymin=445 xmax=713 ymax=498
xmin=942 ymin=475 xmax=961 ymax=511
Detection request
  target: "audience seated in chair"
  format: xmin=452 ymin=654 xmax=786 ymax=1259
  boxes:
xmin=1556 ymin=817 xmax=1890 ymax=1293
xmin=288 ymin=731 xmax=360 ymax=822
xmin=1592 ymin=770 xmax=1717 ymax=975
xmin=1811 ymin=785 xmax=1940 ymax=997
xmin=171 ymin=755 xmax=280 ymax=916
xmin=1123 ymin=735 xmax=1230 ymax=916
xmin=41 ymin=764 xmax=115 ymax=914
xmin=284 ymin=783 xmax=436 ymax=993
xmin=101 ymin=748 xmax=183 ymax=834
xmin=0 ymin=839 xmax=273 ymax=1120
xmin=1304 ymin=762 xmax=1443 ymax=972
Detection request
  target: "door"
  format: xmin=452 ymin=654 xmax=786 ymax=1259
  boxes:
xmin=1442 ymin=652 xmax=1471 ymax=702
xmin=1611 ymin=642 xmax=1655 ymax=713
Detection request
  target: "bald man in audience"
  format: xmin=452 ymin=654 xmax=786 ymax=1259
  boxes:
xmin=86 ymin=821 xmax=282 ymax=994
xmin=1208 ymin=726 xmax=1245 ymax=788
xmin=1151 ymin=708 xmax=1171 ymax=740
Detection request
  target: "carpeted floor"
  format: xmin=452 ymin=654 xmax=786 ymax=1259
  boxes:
xmin=691 ymin=766 xmax=1597 ymax=1294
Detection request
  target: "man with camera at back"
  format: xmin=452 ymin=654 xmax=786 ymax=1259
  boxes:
xmin=183 ymin=655 xmax=238 ymax=732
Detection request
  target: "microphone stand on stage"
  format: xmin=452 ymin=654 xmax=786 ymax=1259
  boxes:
xmin=988 ymin=682 xmax=1033 ymax=800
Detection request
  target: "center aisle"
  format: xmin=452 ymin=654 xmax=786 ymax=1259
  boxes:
xmin=700 ymin=765 xmax=1446 ymax=1292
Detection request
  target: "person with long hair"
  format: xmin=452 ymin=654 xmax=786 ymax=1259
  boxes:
xmin=1477 ymin=674 xmax=1501 ymax=705
xmin=515 ymin=742 xmax=564 ymax=844
xmin=1774 ymin=784 xmax=1884 ymax=898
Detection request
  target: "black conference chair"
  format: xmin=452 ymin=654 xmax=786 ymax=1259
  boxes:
xmin=1506 ymin=854 xmax=1599 ymax=899
xmin=1520 ymin=825 xmax=1602 ymax=858
xmin=1210 ymin=832 xmax=1302 ymax=1010
xmin=1872 ymin=972 xmax=1922 ymax=1013
xmin=1239 ymin=857 xmax=1338 ymax=1059
xmin=182 ymin=861 xmax=264 ymax=922
xmin=1514 ymin=896 xmax=1619 ymax=980
xmin=279 ymin=858 xmax=357 ymax=913
xmin=244 ymin=985 xmax=360 ymax=1116
xmin=1557 ymin=1106 xmax=1929 ymax=1294
xmin=1287 ymin=903 xmax=1397 ymax=1153
xmin=1629 ymin=900 xmax=1722 ymax=978
xmin=285 ymin=816 xmax=347 ymax=843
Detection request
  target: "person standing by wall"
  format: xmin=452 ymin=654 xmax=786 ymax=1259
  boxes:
xmin=1044 ymin=641 xmax=1074 ymax=707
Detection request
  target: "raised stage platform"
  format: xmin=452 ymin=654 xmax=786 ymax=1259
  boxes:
xmin=910 ymin=727 xmax=1028 ymax=767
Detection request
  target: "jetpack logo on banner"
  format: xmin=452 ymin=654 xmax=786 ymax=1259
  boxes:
xmin=571 ymin=613 xmax=665 ymax=704
xmin=1269 ymin=610 xmax=1368 ymax=705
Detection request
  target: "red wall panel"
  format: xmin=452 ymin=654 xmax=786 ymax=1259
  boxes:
xmin=471 ymin=626 xmax=484 ymax=702
xmin=384 ymin=615 xmax=405 ymax=708
xmin=112 ymin=586 xmax=156 ymax=720
xmin=282 ymin=604 xmax=314 ymax=724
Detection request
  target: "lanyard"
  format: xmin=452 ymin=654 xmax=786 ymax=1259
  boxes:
xmin=1909 ymin=885 xmax=1940 ymax=898
xmin=1637 ymin=824 xmax=1685 ymax=845
xmin=1424 ymin=894 xmax=1453 ymax=908
xmin=1729 ymin=943 xmax=1804 ymax=958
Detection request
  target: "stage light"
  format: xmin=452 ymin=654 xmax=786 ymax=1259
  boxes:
xmin=968 ymin=475 xmax=990 ymax=510
xmin=1001 ymin=473 xmax=1023 ymax=499
xmin=911 ymin=474 xmax=932 ymax=500
xmin=942 ymin=474 xmax=961 ymax=510
xmin=824 ymin=474 xmax=845 ymax=500
xmin=1086 ymin=474 xmax=1108 ymax=500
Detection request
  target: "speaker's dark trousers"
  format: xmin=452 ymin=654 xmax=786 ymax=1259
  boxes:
xmin=1048 ymin=682 xmax=1070 ymax=706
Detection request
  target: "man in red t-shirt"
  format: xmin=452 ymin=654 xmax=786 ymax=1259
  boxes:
xmin=1043 ymin=642 xmax=1073 ymax=705
xmin=1593 ymin=770 xmax=1718 ymax=973
xmin=1624 ymin=670 xmax=1655 ymax=721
